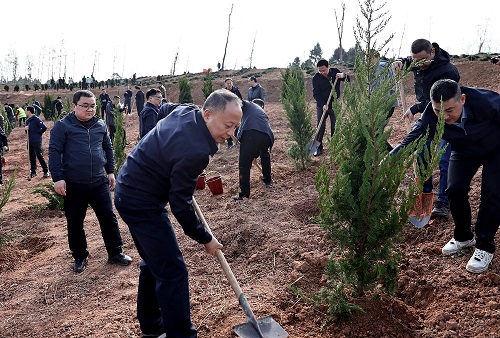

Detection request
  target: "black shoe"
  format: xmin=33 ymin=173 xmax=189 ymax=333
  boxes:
xmin=232 ymin=193 xmax=249 ymax=201
xmin=30 ymin=172 xmax=37 ymax=178
xmin=264 ymin=180 xmax=273 ymax=188
xmin=43 ymin=172 xmax=50 ymax=178
xmin=108 ymin=253 xmax=132 ymax=266
xmin=431 ymin=201 xmax=450 ymax=217
xmin=73 ymin=257 xmax=88 ymax=273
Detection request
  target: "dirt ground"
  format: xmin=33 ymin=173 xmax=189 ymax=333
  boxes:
xmin=0 ymin=59 xmax=499 ymax=338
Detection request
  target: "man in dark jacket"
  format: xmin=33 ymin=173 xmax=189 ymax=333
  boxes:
xmin=390 ymin=79 xmax=500 ymax=274
xmin=393 ymin=39 xmax=461 ymax=217
xmin=99 ymin=89 xmax=111 ymax=119
xmin=4 ymin=103 xmax=14 ymax=128
xmin=49 ymin=90 xmax=132 ymax=273
xmin=157 ymin=102 xmax=181 ymax=122
xmin=123 ymin=86 xmax=133 ymax=115
xmin=139 ymin=88 xmax=162 ymax=138
xmin=25 ymin=106 xmax=49 ymax=179
xmin=224 ymin=78 xmax=243 ymax=149
xmin=52 ymin=97 xmax=64 ymax=119
xmin=312 ymin=59 xmax=349 ymax=156
xmin=233 ymin=100 xmax=274 ymax=200
xmin=135 ymin=86 xmax=145 ymax=115
xmin=114 ymin=89 xmax=242 ymax=338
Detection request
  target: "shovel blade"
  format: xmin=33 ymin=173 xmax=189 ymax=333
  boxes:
xmin=308 ymin=140 xmax=321 ymax=156
xmin=409 ymin=192 xmax=434 ymax=228
xmin=234 ymin=316 xmax=288 ymax=338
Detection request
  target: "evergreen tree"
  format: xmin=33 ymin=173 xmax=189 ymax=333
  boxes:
xmin=178 ymin=77 xmax=193 ymax=103
xmin=43 ymin=94 xmax=54 ymax=120
xmin=280 ymin=66 xmax=314 ymax=170
xmin=309 ymin=43 xmax=323 ymax=65
xmin=202 ymin=73 xmax=214 ymax=100
xmin=313 ymin=0 xmax=445 ymax=320
xmin=113 ymin=106 xmax=127 ymax=174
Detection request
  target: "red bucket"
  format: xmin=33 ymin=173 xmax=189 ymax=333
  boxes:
xmin=195 ymin=173 xmax=206 ymax=190
xmin=206 ymin=176 xmax=223 ymax=195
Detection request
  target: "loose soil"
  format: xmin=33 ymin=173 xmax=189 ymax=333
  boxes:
xmin=0 ymin=59 xmax=499 ymax=338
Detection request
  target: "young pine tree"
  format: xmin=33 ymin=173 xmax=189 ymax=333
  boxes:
xmin=202 ymin=73 xmax=214 ymax=100
xmin=313 ymin=0 xmax=445 ymax=321
xmin=178 ymin=77 xmax=193 ymax=103
xmin=112 ymin=106 xmax=127 ymax=174
xmin=280 ymin=66 xmax=314 ymax=169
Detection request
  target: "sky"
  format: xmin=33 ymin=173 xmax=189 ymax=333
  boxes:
xmin=1 ymin=0 xmax=499 ymax=83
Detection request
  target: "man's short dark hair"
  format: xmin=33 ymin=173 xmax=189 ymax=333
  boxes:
xmin=316 ymin=59 xmax=329 ymax=68
xmin=249 ymin=76 xmax=258 ymax=82
xmin=26 ymin=106 xmax=35 ymax=114
xmin=430 ymin=79 xmax=461 ymax=103
xmin=73 ymin=90 xmax=95 ymax=104
xmin=135 ymin=85 xmax=141 ymax=89
xmin=113 ymin=95 xmax=120 ymax=99
xmin=146 ymin=88 xmax=161 ymax=99
xmin=411 ymin=39 xmax=432 ymax=54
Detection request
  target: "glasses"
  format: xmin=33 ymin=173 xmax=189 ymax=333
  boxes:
xmin=77 ymin=104 xmax=97 ymax=110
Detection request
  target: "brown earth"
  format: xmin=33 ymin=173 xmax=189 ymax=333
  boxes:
xmin=0 ymin=60 xmax=499 ymax=338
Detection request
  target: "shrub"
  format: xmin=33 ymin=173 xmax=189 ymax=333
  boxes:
xmin=280 ymin=66 xmax=314 ymax=170
xmin=3 ymin=85 xmax=9 ymax=92
xmin=25 ymin=84 xmax=30 ymax=91
xmin=14 ymin=85 xmax=19 ymax=92
xmin=202 ymin=73 xmax=214 ymax=100
xmin=178 ymin=77 xmax=193 ymax=103
xmin=0 ymin=174 xmax=15 ymax=213
xmin=113 ymin=107 xmax=127 ymax=173
xmin=43 ymin=94 xmax=54 ymax=120
xmin=32 ymin=182 xmax=64 ymax=210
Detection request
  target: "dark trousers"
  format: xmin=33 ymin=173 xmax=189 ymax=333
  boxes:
xmin=238 ymin=129 xmax=272 ymax=197
xmin=315 ymin=106 xmax=336 ymax=151
xmin=114 ymin=191 xmax=196 ymax=338
xmin=28 ymin=141 xmax=48 ymax=175
xmin=64 ymin=177 xmax=123 ymax=260
xmin=422 ymin=140 xmax=451 ymax=205
xmin=125 ymin=100 xmax=132 ymax=114
xmin=447 ymin=149 xmax=500 ymax=253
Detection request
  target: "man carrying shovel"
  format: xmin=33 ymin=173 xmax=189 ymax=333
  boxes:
xmin=311 ymin=59 xmax=349 ymax=156
xmin=114 ymin=89 xmax=242 ymax=338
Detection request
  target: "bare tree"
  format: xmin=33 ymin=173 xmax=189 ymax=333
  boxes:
xmin=26 ymin=55 xmax=34 ymax=81
xmin=5 ymin=50 xmax=19 ymax=81
xmin=220 ymin=3 xmax=234 ymax=71
xmin=334 ymin=2 xmax=346 ymax=63
xmin=477 ymin=18 xmax=490 ymax=53
xmin=171 ymin=47 xmax=179 ymax=76
xmin=249 ymin=34 xmax=256 ymax=69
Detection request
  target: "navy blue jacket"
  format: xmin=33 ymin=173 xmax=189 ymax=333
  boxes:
xmin=312 ymin=68 xmax=349 ymax=109
xmin=236 ymin=100 xmax=274 ymax=145
xmin=390 ymin=87 xmax=500 ymax=158
xmin=228 ymin=86 xmax=243 ymax=100
xmin=135 ymin=90 xmax=145 ymax=114
xmin=139 ymin=102 xmax=159 ymax=138
xmin=116 ymin=104 xmax=218 ymax=244
xmin=25 ymin=114 xmax=47 ymax=143
xmin=248 ymin=84 xmax=266 ymax=102
xmin=157 ymin=102 xmax=182 ymax=122
xmin=399 ymin=43 xmax=460 ymax=115
xmin=49 ymin=112 xmax=115 ymax=183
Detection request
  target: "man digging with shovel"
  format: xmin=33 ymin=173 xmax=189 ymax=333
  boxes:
xmin=114 ymin=90 xmax=242 ymax=338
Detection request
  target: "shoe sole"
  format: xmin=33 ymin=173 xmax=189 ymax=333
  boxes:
xmin=466 ymin=264 xmax=490 ymax=274
xmin=442 ymin=241 xmax=476 ymax=256
xmin=73 ymin=258 xmax=88 ymax=273
xmin=108 ymin=258 xmax=132 ymax=266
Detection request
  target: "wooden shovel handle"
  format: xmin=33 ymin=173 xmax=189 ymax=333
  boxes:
xmin=192 ymin=196 xmax=244 ymax=298
xmin=313 ymin=77 xmax=339 ymax=141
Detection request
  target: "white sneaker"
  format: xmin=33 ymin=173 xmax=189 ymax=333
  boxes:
xmin=441 ymin=237 xmax=476 ymax=256
xmin=466 ymin=249 xmax=493 ymax=274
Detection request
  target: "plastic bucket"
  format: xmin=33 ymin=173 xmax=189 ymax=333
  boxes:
xmin=195 ymin=173 xmax=206 ymax=190
xmin=206 ymin=176 xmax=223 ymax=195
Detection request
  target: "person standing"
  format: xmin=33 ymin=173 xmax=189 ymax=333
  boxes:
xmin=4 ymin=103 xmax=14 ymax=128
xmin=139 ymin=88 xmax=162 ymax=139
xmin=114 ymin=89 xmax=242 ymax=338
xmin=247 ymin=76 xmax=265 ymax=102
xmin=17 ymin=106 xmax=27 ymax=127
xmin=390 ymin=79 xmax=500 ymax=274
xmin=134 ymin=85 xmax=145 ymax=115
xmin=0 ymin=125 xmax=8 ymax=186
xmin=49 ymin=90 xmax=132 ymax=273
xmin=123 ymin=85 xmax=133 ymax=115
xmin=312 ymin=59 xmax=349 ymax=156
xmin=25 ymin=106 xmax=49 ymax=179
xmin=233 ymin=100 xmax=274 ymax=200
xmin=392 ymin=39 xmax=460 ymax=217
xmin=99 ymin=89 xmax=111 ymax=119
xmin=224 ymin=78 xmax=243 ymax=149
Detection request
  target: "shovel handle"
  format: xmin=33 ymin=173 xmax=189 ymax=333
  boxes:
xmin=312 ymin=77 xmax=339 ymax=142
xmin=192 ymin=196 xmax=244 ymax=298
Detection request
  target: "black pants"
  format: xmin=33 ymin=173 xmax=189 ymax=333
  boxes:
xmin=124 ymin=100 xmax=132 ymax=114
xmin=447 ymin=149 xmax=500 ymax=253
xmin=238 ymin=129 xmax=272 ymax=197
xmin=114 ymin=191 xmax=196 ymax=337
xmin=28 ymin=141 xmax=48 ymax=175
xmin=315 ymin=106 xmax=336 ymax=151
xmin=64 ymin=177 xmax=123 ymax=260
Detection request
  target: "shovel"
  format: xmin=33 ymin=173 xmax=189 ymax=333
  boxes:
xmin=399 ymin=81 xmax=433 ymax=228
xmin=192 ymin=197 xmax=288 ymax=338
xmin=308 ymin=77 xmax=339 ymax=156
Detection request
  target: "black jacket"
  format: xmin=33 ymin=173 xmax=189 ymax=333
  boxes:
xmin=25 ymin=115 xmax=47 ymax=143
xmin=312 ymin=68 xmax=349 ymax=108
xmin=236 ymin=100 xmax=274 ymax=146
xmin=390 ymin=86 xmax=500 ymax=158
xmin=116 ymin=104 xmax=218 ymax=244
xmin=399 ymin=43 xmax=460 ymax=115
xmin=49 ymin=112 xmax=115 ymax=183
xmin=139 ymin=102 xmax=159 ymax=138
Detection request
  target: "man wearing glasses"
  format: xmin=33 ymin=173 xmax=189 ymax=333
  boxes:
xmin=139 ymin=88 xmax=162 ymax=139
xmin=49 ymin=90 xmax=132 ymax=273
